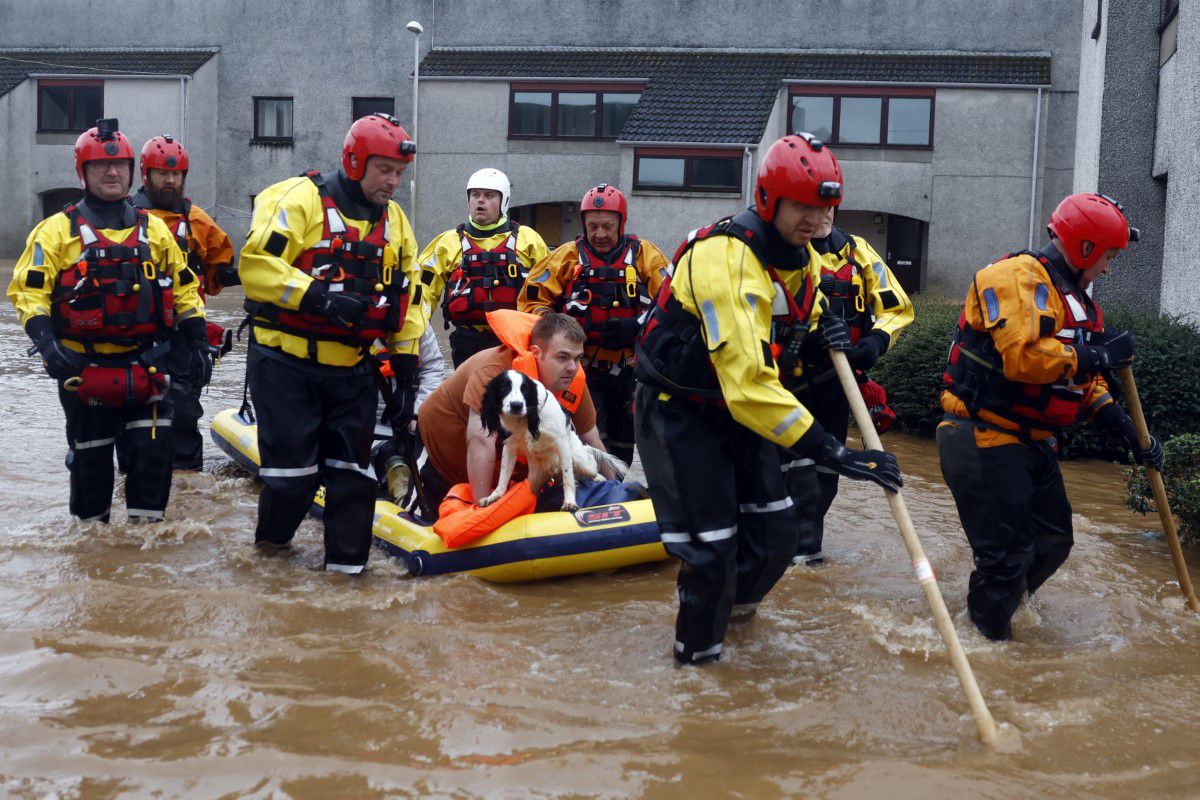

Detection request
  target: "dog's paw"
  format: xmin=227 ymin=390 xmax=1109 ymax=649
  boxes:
xmin=560 ymin=501 xmax=578 ymax=513
xmin=478 ymin=493 xmax=501 ymax=507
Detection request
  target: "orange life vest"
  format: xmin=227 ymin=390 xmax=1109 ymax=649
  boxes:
xmin=486 ymin=309 xmax=586 ymax=416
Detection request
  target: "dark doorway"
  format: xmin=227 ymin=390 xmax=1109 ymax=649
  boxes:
xmin=885 ymin=214 xmax=924 ymax=293
xmin=42 ymin=188 xmax=82 ymax=219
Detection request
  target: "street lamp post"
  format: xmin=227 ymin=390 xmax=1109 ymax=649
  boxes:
xmin=406 ymin=20 xmax=423 ymax=229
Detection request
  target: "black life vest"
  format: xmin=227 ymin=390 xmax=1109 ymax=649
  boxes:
xmin=561 ymin=235 xmax=648 ymax=348
xmin=443 ymin=220 xmax=525 ymax=325
xmin=636 ymin=209 xmax=815 ymax=401
xmin=52 ymin=203 xmax=175 ymax=347
xmin=253 ymin=171 xmax=409 ymax=345
xmin=943 ymin=250 xmax=1105 ymax=430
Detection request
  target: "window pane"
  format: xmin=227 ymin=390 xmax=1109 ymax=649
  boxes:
xmin=601 ymin=92 xmax=639 ymax=138
xmin=790 ymin=96 xmax=833 ymax=141
xmin=838 ymin=97 xmax=882 ymax=144
xmin=557 ymin=92 xmax=597 ymax=137
xmin=353 ymin=97 xmax=395 ymax=121
xmin=71 ymin=86 xmax=103 ymax=131
xmin=512 ymin=91 xmax=551 ymax=135
xmin=638 ymin=157 xmax=685 ymax=187
xmin=40 ymin=85 xmax=71 ymax=130
xmin=257 ymin=98 xmax=293 ymax=138
xmin=692 ymin=157 xmax=741 ymax=190
xmin=887 ymin=97 xmax=931 ymax=145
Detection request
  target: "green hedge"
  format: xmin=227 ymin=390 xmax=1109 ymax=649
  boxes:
xmin=871 ymin=297 xmax=1200 ymax=460
xmin=1123 ymin=434 xmax=1200 ymax=544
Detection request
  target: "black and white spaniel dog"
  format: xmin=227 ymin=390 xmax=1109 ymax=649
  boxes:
xmin=479 ymin=369 xmax=627 ymax=512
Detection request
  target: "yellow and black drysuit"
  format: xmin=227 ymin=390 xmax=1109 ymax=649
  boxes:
xmin=937 ymin=242 xmax=1154 ymax=640
xmin=8 ymin=193 xmax=206 ymax=522
xmin=417 ymin=216 xmax=548 ymax=366
xmin=786 ymin=227 xmax=913 ymax=563
xmin=132 ymin=187 xmax=238 ymax=470
xmin=635 ymin=208 xmax=902 ymax=664
xmin=240 ymin=169 xmax=424 ymax=572
xmin=520 ymin=234 xmax=669 ymax=465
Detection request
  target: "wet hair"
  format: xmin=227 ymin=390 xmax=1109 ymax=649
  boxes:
xmin=531 ymin=313 xmax=585 ymax=350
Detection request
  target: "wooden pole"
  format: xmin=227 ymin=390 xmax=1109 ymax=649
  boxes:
xmin=830 ymin=351 xmax=999 ymax=745
xmin=1117 ymin=366 xmax=1200 ymax=612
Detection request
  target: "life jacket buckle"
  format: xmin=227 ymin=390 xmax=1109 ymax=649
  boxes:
xmin=142 ymin=261 xmax=155 ymax=281
xmin=507 ymin=261 xmax=519 ymax=279
xmin=382 ymin=264 xmax=393 ymax=286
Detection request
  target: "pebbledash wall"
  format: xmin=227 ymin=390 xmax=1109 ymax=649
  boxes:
xmin=0 ymin=0 xmax=1083 ymax=297
xmin=1073 ymin=0 xmax=1196 ymax=319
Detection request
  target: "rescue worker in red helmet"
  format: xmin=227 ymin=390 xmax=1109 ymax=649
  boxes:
xmin=417 ymin=168 xmax=549 ymax=366
xmin=6 ymin=118 xmax=206 ymax=523
xmin=786 ymin=206 xmax=914 ymax=565
xmin=635 ymin=134 xmax=903 ymax=664
xmin=520 ymin=184 xmax=669 ymax=465
xmin=239 ymin=113 xmax=425 ymax=574
xmin=938 ymin=192 xmax=1161 ymax=641
xmin=131 ymin=134 xmax=237 ymax=470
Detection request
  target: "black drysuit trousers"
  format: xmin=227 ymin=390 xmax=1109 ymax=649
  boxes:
xmin=248 ymin=344 xmax=378 ymax=571
xmin=636 ymin=385 xmax=798 ymax=664
xmin=936 ymin=418 xmax=1074 ymax=640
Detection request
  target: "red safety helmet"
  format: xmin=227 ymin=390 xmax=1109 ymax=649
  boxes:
xmin=755 ymin=133 xmax=843 ymax=222
xmin=140 ymin=135 xmax=189 ymax=180
xmin=580 ymin=183 xmax=627 ymax=237
xmin=342 ymin=113 xmax=415 ymax=180
xmin=74 ymin=118 xmax=134 ymax=189
xmin=1047 ymin=193 xmax=1139 ymax=269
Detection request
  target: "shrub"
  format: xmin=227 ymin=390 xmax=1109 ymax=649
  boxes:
xmin=1122 ymin=434 xmax=1200 ymax=544
xmin=871 ymin=298 xmax=1200 ymax=460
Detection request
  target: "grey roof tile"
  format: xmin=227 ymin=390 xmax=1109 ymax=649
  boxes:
xmin=421 ymin=48 xmax=1051 ymax=143
xmin=0 ymin=48 xmax=218 ymax=98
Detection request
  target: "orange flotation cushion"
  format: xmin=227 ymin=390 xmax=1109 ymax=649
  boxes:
xmin=433 ymin=481 xmax=538 ymax=549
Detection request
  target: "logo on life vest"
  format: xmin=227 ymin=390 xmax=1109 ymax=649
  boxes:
xmin=574 ymin=504 xmax=631 ymax=527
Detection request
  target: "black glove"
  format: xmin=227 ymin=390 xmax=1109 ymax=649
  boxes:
xmin=300 ymin=282 xmax=365 ymax=329
xmin=1095 ymin=403 xmax=1164 ymax=470
xmin=1093 ymin=327 xmax=1135 ymax=369
xmin=25 ymin=316 xmax=81 ymax=382
xmin=848 ymin=330 xmax=889 ymax=370
xmin=216 ymin=263 xmax=241 ymax=287
xmin=599 ymin=317 xmax=642 ymax=349
xmin=389 ymin=353 xmax=420 ymax=432
xmin=816 ymin=315 xmax=852 ymax=352
xmin=1072 ymin=328 xmax=1135 ymax=376
xmin=809 ymin=431 xmax=903 ymax=493
xmin=177 ymin=316 xmax=215 ymax=389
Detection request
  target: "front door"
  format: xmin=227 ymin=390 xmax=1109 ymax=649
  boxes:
xmin=885 ymin=215 xmax=924 ymax=293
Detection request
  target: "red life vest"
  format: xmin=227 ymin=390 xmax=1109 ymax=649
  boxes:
xmin=52 ymin=204 xmax=175 ymax=346
xmin=636 ymin=210 xmax=816 ymax=401
xmin=943 ymin=250 xmax=1105 ymax=430
xmin=814 ymin=229 xmax=871 ymax=344
xmin=561 ymin=236 xmax=649 ymax=348
xmin=443 ymin=222 xmax=526 ymax=325
xmin=263 ymin=171 xmax=409 ymax=344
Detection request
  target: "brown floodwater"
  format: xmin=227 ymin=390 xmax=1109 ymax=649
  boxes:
xmin=2 ymin=262 xmax=1199 ymax=798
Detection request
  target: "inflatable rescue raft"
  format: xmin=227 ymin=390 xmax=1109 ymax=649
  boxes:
xmin=210 ymin=408 xmax=667 ymax=582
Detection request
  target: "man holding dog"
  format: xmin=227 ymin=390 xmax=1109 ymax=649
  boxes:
xmin=418 ymin=311 xmax=615 ymax=512
xmin=8 ymin=118 xmax=206 ymax=523
xmin=635 ymin=134 xmax=903 ymax=665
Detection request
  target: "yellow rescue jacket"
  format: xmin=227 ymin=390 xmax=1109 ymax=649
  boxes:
xmin=417 ymin=219 xmax=549 ymax=328
xmin=811 ymin=230 xmax=913 ymax=346
xmin=8 ymin=206 xmax=204 ymax=356
xmin=239 ymin=175 xmax=424 ymax=366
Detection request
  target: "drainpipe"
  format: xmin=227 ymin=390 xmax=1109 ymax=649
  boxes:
xmin=1027 ymin=86 xmax=1043 ymax=249
xmin=743 ymin=145 xmax=754 ymax=205
xmin=178 ymin=76 xmax=187 ymax=141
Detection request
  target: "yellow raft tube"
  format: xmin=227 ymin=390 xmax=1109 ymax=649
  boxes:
xmin=210 ymin=408 xmax=668 ymax=582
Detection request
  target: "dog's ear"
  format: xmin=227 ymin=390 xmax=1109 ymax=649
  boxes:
xmin=522 ymin=375 xmax=541 ymax=440
xmin=480 ymin=372 xmax=507 ymax=435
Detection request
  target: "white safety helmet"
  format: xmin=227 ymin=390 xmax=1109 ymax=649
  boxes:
xmin=466 ymin=168 xmax=511 ymax=215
